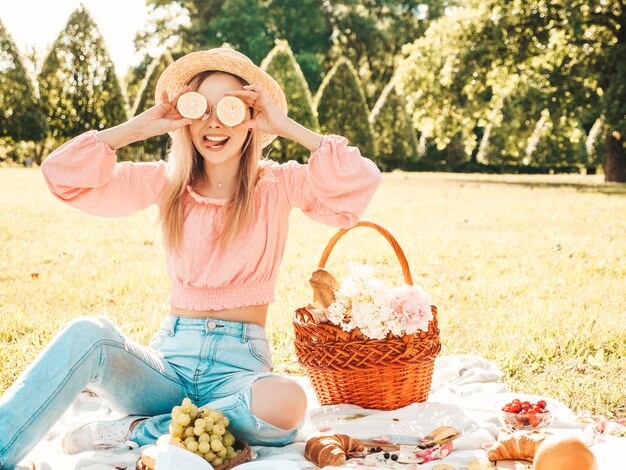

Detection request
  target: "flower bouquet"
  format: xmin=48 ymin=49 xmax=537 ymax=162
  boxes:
xmin=293 ymin=221 xmax=441 ymax=410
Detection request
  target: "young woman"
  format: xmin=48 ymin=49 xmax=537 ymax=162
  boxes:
xmin=0 ymin=48 xmax=381 ymax=467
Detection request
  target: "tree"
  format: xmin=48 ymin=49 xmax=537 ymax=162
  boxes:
xmin=38 ymin=6 xmax=128 ymax=141
xmin=138 ymin=0 xmax=330 ymax=89
xmin=453 ymin=0 xmax=625 ymax=181
xmin=261 ymin=41 xmax=319 ymax=163
xmin=320 ymin=1 xmax=459 ymax=105
xmin=125 ymin=53 xmax=174 ymax=161
xmin=369 ymin=81 xmax=418 ymax=169
xmin=315 ymin=57 xmax=377 ymax=160
xmin=0 ymin=19 xmax=47 ymax=145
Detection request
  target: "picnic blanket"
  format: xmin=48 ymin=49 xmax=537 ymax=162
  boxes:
xmin=16 ymin=355 xmax=625 ymax=469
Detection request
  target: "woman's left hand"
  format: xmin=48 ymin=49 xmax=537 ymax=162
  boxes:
xmin=224 ymin=84 xmax=288 ymax=136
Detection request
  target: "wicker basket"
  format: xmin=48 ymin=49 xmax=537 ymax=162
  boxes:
xmin=293 ymin=220 xmax=441 ymax=410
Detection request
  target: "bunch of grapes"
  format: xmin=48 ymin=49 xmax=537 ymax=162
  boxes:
xmin=168 ymin=397 xmax=240 ymax=467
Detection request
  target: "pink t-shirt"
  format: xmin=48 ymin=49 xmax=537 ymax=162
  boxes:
xmin=41 ymin=131 xmax=382 ymax=311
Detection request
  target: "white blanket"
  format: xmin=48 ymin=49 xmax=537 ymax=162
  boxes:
xmin=16 ymin=355 xmax=624 ymax=469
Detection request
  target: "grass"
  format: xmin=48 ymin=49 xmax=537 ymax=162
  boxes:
xmin=1 ymin=168 xmax=625 ymax=418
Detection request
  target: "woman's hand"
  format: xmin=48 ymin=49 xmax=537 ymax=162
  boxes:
xmin=133 ymin=87 xmax=196 ymax=139
xmin=97 ymin=87 xmax=195 ymax=150
xmin=226 ymin=84 xmax=323 ymax=152
xmin=225 ymin=85 xmax=289 ymax=136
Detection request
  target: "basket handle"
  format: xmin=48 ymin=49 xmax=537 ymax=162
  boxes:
xmin=317 ymin=220 xmax=413 ymax=285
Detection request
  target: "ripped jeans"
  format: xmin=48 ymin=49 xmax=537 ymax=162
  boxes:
xmin=0 ymin=316 xmax=297 ymax=469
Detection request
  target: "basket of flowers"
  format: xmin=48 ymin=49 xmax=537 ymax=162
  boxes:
xmin=293 ymin=220 xmax=441 ymax=410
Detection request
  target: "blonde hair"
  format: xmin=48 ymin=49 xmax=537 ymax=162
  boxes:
xmin=158 ymin=71 xmax=262 ymax=254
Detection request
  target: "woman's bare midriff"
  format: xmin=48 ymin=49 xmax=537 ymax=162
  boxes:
xmin=169 ymin=304 xmax=269 ymax=327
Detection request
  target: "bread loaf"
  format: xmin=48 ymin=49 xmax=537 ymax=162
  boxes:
xmin=309 ymin=269 xmax=340 ymax=309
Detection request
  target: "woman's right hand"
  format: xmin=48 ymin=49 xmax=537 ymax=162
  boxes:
xmin=96 ymin=87 xmax=195 ymax=150
xmin=133 ymin=87 xmax=196 ymax=139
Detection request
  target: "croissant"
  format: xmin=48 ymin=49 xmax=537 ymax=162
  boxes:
xmin=305 ymin=433 xmax=365 ymax=467
xmin=309 ymin=269 xmax=340 ymax=309
xmin=486 ymin=430 xmax=546 ymax=462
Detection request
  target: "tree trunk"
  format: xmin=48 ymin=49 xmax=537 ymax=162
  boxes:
xmin=604 ymin=131 xmax=626 ymax=182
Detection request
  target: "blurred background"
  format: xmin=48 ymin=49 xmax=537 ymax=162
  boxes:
xmin=1 ymin=0 xmax=624 ymax=181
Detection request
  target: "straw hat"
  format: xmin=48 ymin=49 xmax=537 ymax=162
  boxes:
xmin=155 ymin=48 xmax=288 ymax=148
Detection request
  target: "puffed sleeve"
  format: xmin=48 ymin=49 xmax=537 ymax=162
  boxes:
xmin=41 ymin=131 xmax=167 ymax=217
xmin=274 ymin=135 xmax=382 ymax=227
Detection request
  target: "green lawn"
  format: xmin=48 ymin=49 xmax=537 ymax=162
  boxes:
xmin=1 ymin=168 xmax=625 ymax=418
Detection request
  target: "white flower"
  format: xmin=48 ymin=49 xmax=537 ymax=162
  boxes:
xmin=325 ymin=263 xmax=433 ymax=339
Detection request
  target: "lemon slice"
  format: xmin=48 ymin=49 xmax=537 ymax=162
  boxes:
xmin=177 ymin=92 xmax=207 ymax=120
xmin=216 ymin=96 xmax=247 ymax=127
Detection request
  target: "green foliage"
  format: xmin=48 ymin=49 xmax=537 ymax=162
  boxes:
xmin=142 ymin=0 xmax=329 ymax=88
xmin=261 ymin=41 xmax=319 ymax=163
xmin=369 ymin=81 xmax=418 ymax=169
xmin=0 ymin=19 xmax=47 ymax=142
xmin=124 ymin=53 xmax=174 ymax=162
xmin=315 ymin=58 xmax=377 ymax=159
xmin=38 ymin=6 xmax=128 ymax=140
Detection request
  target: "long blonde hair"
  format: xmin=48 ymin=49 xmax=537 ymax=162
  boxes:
xmin=158 ymin=71 xmax=263 ymax=254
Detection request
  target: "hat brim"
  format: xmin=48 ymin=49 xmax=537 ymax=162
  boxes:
xmin=155 ymin=48 xmax=287 ymax=149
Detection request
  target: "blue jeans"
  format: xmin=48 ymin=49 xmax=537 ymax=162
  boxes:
xmin=0 ymin=316 xmax=298 ymax=469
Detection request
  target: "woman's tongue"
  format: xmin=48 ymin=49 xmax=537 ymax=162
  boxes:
xmin=202 ymin=135 xmax=230 ymax=150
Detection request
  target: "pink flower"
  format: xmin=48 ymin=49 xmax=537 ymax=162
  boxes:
xmin=389 ymin=284 xmax=433 ymax=333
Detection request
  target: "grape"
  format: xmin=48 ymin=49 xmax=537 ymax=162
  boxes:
xmin=210 ymin=439 xmax=224 ymax=452
xmin=171 ymin=406 xmax=183 ymax=420
xmin=169 ymin=423 xmax=184 ymax=438
xmin=177 ymin=413 xmax=191 ymax=426
xmin=212 ymin=423 xmax=226 ymax=436
xmin=168 ymin=399 xmax=240 ymax=466
xmin=223 ymin=432 xmax=235 ymax=447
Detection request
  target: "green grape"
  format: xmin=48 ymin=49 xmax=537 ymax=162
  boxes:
xmin=181 ymin=398 xmax=192 ymax=413
xmin=222 ymin=432 xmax=235 ymax=447
xmin=212 ymin=457 xmax=223 ymax=467
xmin=210 ymin=439 xmax=224 ymax=452
xmin=217 ymin=447 xmax=227 ymax=459
xmin=208 ymin=410 xmax=222 ymax=422
xmin=198 ymin=432 xmax=211 ymax=443
xmin=183 ymin=426 xmax=195 ymax=438
xmin=190 ymin=404 xmax=199 ymax=417
xmin=169 ymin=423 xmax=184 ymax=438
xmin=222 ymin=416 xmax=230 ymax=427
xmin=194 ymin=426 xmax=204 ymax=436
xmin=204 ymin=450 xmax=216 ymax=461
xmin=171 ymin=406 xmax=183 ymax=420
xmin=210 ymin=433 xmax=220 ymax=442
xmin=186 ymin=440 xmax=199 ymax=452
xmin=177 ymin=413 xmax=191 ymax=426
xmin=212 ymin=423 xmax=226 ymax=436
xmin=193 ymin=418 xmax=204 ymax=428
xmin=194 ymin=451 xmax=204 ymax=457
xmin=198 ymin=441 xmax=211 ymax=453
